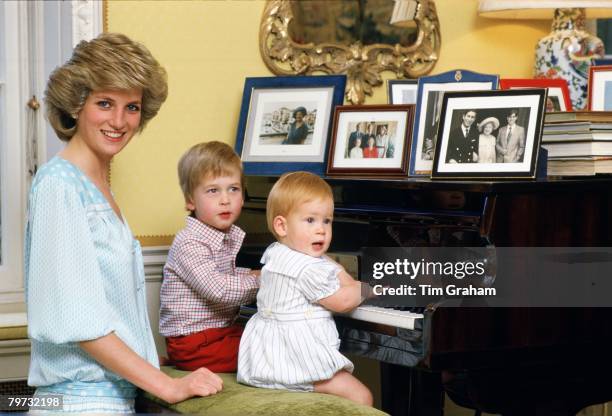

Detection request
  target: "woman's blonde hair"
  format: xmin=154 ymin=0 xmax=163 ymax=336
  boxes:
xmin=266 ymin=172 xmax=333 ymax=239
xmin=45 ymin=32 xmax=168 ymax=141
xmin=178 ymin=141 xmax=244 ymax=206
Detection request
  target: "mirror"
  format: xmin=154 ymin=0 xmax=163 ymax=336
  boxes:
xmin=288 ymin=1 xmax=418 ymax=47
xmin=260 ymin=0 xmax=440 ymax=104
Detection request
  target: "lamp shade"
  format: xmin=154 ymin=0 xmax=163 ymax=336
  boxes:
xmin=478 ymin=0 xmax=612 ymax=19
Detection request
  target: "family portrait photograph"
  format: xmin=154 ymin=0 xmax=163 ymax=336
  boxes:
xmin=343 ymin=121 xmax=398 ymax=159
xmin=443 ymin=107 xmax=530 ymax=165
xmin=327 ymin=105 xmax=414 ymax=177
xmin=432 ymin=89 xmax=546 ymax=179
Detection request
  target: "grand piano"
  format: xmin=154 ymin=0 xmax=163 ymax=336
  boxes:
xmin=236 ymin=175 xmax=612 ymax=415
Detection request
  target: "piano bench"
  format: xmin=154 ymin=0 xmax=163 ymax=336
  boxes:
xmin=138 ymin=367 xmax=388 ymax=416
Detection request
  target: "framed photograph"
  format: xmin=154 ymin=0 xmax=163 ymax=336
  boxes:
xmin=500 ymin=78 xmax=571 ymax=112
xmin=588 ymin=65 xmax=612 ymax=111
xmin=235 ymin=75 xmax=346 ymax=175
xmin=410 ymin=69 xmax=499 ymax=176
xmin=387 ymin=79 xmax=418 ymax=105
xmin=431 ymin=89 xmax=546 ymax=180
xmin=326 ymin=105 xmax=415 ymax=177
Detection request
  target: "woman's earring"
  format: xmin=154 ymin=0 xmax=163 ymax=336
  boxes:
xmin=72 ymin=113 xmax=78 ymax=120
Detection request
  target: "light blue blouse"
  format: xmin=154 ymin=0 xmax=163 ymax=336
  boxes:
xmin=25 ymin=156 xmax=158 ymax=390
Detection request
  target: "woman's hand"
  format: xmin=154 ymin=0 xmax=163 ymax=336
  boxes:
xmin=80 ymin=333 xmax=223 ymax=405
xmin=165 ymin=367 xmax=223 ymax=404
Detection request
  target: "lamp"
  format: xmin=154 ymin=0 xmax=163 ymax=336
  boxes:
xmin=478 ymin=0 xmax=612 ymax=110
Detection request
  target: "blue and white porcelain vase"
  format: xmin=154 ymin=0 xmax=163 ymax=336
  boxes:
xmin=534 ymin=8 xmax=605 ymax=110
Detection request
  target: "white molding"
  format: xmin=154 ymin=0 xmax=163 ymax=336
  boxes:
xmin=71 ymin=0 xmax=103 ymax=46
xmin=1 ymin=1 xmax=27 ymax=298
xmin=143 ymin=246 xmax=169 ymax=282
xmin=142 ymin=246 xmax=169 ymax=356
xmin=31 ymin=1 xmax=47 ymax=164
xmin=0 ymin=339 xmax=30 ymax=382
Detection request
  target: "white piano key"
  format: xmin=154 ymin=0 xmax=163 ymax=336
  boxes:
xmin=339 ymin=305 xmax=423 ymax=330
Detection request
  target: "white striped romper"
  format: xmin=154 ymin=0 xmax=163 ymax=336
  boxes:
xmin=237 ymin=242 xmax=354 ymax=391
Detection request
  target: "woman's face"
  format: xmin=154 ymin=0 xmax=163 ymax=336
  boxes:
xmin=294 ymin=111 xmax=304 ymax=123
xmin=483 ymin=123 xmax=493 ymax=135
xmin=368 ymin=137 xmax=375 ymax=147
xmin=73 ymin=88 xmax=142 ymax=160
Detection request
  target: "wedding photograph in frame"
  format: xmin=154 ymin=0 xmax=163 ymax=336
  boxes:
xmin=326 ymin=105 xmax=415 ymax=178
xmin=387 ymin=79 xmax=418 ymax=105
xmin=410 ymin=69 xmax=499 ymax=176
xmin=588 ymin=65 xmax=612 ymax=111
xmin=500 ymin=78 xmax=571 ymax=112
xmin=432 ymin=89 xmax=546 ymax=180
xmin=235 ymin=75 xmax=346 ymax=175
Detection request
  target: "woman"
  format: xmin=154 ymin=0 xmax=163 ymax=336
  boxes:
xmin=365 ymin=122 xmax=376 ymax=149
xmin=26 ymin=33 xmax=222 ymax=413
xmin=363 ymin=136 xmax=378 ymax=158
xmin=283 ymin=106 xmax=309 ymax=144
xmin=477 ymin=116 xmax=499 ymax=164
xmin=349 ymin=137 xmax=364 ymax=158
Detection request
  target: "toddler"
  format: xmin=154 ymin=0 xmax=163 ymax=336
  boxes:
xmin=237 ymin=171 xmax=373 ymax=406
xmin=160 ymin=141 xmax=259 ymax=373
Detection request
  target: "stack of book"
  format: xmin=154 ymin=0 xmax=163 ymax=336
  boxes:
xmin=542 ymin=111 xmax=612 ymax=176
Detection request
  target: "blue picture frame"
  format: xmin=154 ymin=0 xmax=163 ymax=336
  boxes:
xmin=235 ymin=75 xmax=346 ymax=176
xmin=594 ymin=58 xmax=612 ymax=66
xmin=409 ymin=69 xmax=499 ymax=176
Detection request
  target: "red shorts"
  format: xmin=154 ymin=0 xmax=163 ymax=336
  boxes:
xmin=165 ymin=324 xmax=243 ymax=373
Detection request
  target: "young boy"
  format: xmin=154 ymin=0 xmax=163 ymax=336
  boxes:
xmin=160 ymin=141 xmax=259 ymax=373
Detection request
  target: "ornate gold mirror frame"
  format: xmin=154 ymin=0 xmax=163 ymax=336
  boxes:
xmin=260 ymin=0 xmax=441 ymax=104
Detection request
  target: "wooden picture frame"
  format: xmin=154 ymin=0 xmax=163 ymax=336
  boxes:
xmin=326 ymin=105 xmax=415 ymax=178
xmin=588 ymin=65 xmax=612 ymax=111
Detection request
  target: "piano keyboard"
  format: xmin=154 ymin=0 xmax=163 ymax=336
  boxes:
xmin=240 ymin=305 xmax=424 ymax=330
xmin=340 ymin=305 xmax=424 ymax=330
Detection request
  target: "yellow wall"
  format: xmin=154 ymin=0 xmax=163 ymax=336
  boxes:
xmin=107 ymin=0 xmax=550 ymax=238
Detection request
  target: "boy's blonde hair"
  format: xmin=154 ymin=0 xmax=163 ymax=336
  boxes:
xmin=178 ymin=141 xmax=244 ymax=205
xmin=45 ymin=32 xmax=168 ymax=142
xmin=266 ymin=172 xmax=333 ymax=239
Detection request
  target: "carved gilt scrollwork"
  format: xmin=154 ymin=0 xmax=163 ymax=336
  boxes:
xmin=260 ymin=0 xmax=441 ymax=104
